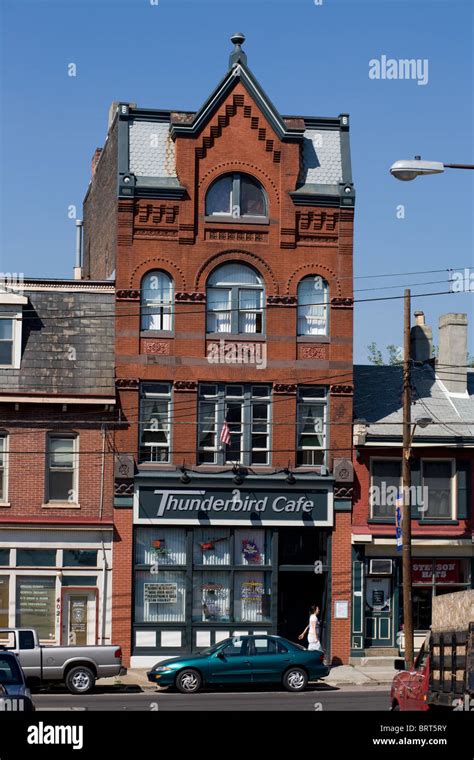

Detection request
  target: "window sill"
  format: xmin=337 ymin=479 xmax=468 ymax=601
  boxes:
xmin=204 ymin=215 xmax=270 ymax=226
xmin=0 ymin=502 xmax=10 ymax=508
xmin=417 ymin=519 xmax=459 ymax=525
xmin=42 ymin=502 xmax=81 ymax=509
xmin=296 ymin=336 xmax=330 ymax=343
xmin=140 ymin=331 xmax=174 ymax=339
xmin=206 ymin=334 xmax=266 ymax=342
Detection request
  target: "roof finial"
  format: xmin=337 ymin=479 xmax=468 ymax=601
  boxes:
xmin=229 ymin=32 xmax=247 ymax=69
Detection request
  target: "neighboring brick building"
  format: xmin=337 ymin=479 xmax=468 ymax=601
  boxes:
xmin=83 ymin=34 xmax=356 ymax=666
xmin=0 ymin=279 xmax=116 ymax=646
xmin=351 ymin=312 xmax=474 ymax=663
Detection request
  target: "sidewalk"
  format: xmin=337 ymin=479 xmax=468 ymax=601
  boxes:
xmin=97 ymin=665 xmax=396 ymax=691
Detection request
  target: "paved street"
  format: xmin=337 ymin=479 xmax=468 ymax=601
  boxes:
xmin=33 ymin=685 xmax=390 ymax=711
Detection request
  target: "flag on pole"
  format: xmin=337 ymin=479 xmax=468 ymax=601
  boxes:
xmin=220 ymin=419 xmax=231 ymax=446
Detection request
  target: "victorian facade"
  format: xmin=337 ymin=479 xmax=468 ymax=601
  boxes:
xmin=83 ymin=34 xmax=356 ymax=666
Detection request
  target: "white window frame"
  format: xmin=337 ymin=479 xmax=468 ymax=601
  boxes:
xmin=296 ymin=386 xmax=327 ymax=467
xmin=0 ymin=312 xmax=22 ymax=369
xmin=421 ymin=458 xmax=456 ymax=520
xmin=297 ymin=276 xmax=329 ymax=337
xmin=139 ymin=383 xmax=172 ymax=464
xmin=140 ymin=271 xmax=174 ymax=332
xmin=45 ymin=434 xmax=79 ymax=505
xmin=369 ymin=457 xmax=402 ymax=519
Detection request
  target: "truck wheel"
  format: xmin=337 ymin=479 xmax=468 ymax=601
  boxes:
xmin=65 ymin=666 xmax=96 ymax=695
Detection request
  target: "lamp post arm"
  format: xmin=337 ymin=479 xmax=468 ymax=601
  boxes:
xmin=443 ymin=163 xmax=474 ymax=170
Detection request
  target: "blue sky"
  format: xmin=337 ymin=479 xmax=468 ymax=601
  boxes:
xmin=1 ymin=0 xmax=472 ymax=362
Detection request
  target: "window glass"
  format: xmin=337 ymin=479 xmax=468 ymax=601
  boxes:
xmin=234 ymin=529 xmax=270 ymax=566
xmin=16 ymin=577 xmax=56 ymax=640
xmin=0 ymin=655 xmax=21 ymax=685
xmin=252 ymin=637 xmax=286 ymax=655
xmin=0 ymin=437 xmax=5 ymax=501
xmin=0 ymin=320 xmax=13 ymax=366
xmin=222 ymin=637 xmax=249 ymax=656
xmin=0 ymin=549 xmax=9 ymax=566
xmin=241 ymin=175 xmax=266 ymax=216
xmin=422 ymin=461 xmax=452 ymax=518
xmin=192 ymin=571 xmax=231 ymax=622
xmin=61 ymin=576 xmax=97 ymax=587
xmin=371 ymin=460 xmax=402 ymax=518
xmin=134 ymin=570 xmax=185 ymax=623
xmin=141 ymin=271 xmax=173 ymax=331
xmin=234 ymin=571 xmax=271 ymax=623
xmin=297 ymin=388 xmax=326 ymax=466
xmin=297 ymin=276 xmax=329 ymax=336
xmin=134 ymin=527 xmax=186 ymax=566
xmin=16 ymin=549 xmax=57 ymax=567
xmin=193 ymin=528 xmax=231 ymax=565
xmin=0 ymin=576 xmax=8 ymax=627
xmin=63 ymin=550 xmax=98 ymax=567
xmin=48 ymin=437 xmax=75 ymax=502
xmin=205 ymin=175 xmax=232 ymax=215
xmin=139 ymin=384 xmax=171 ymax=463
xmin=206 ymin=263 xmax=264 ymax=335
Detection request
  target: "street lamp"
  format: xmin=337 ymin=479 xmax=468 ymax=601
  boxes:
xmin=390 ymin=156 xmax=474 ymax=181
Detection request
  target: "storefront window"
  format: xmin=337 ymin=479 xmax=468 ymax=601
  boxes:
xmin=234 ymin=529 xmax=270 ymax=566
xmin=16 ymin=577 xmax=56 ymax=640
xmin=63 ymin=550 xmax=98 ymax=567
xmin=192 ymin=571 xmax=231 ymax=622
xmin=16 ymin=549 xmax=57 ymax=567
xmin=234 ymin=571 xmax=271 ymax=623
xmin=0 ymin=576 xmax=8 ymax=626
xmin=193 ymin=528 xmax=231 ymax=565
xmin=135 ymin=570 xmax=185 ymax=623
xmin=135 ymin=527 xmax=186 ymax=566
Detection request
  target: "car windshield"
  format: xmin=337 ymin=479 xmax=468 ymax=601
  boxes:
xmin=0 ymin=656 xmax=22 ymax=685
xmin=199 ymin=639 xmax=231 ymax=655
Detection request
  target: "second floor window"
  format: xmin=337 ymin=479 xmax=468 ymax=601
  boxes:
xmin=139 ymin=383 xmax=172 ymax=463
xmin=198 ymin=384 xmax=271 ymax=466
xmin=141 ymin=271 xmax=173 ymax=331
xmin=370 ymin=459 xmax=402 ymax=518
xmin=0 ymin=436 xmax=6 ymax=502
xmin=47 ymin=436 xmax=77 ymax=503
xmin=205 ymin=173 xmax=267 ymax=219
xmin=296 ymin=387 xmax=326 ymax=466
xmin=297 ymin=276 xmax=329 ymax=336
xmin=422 ymin=460 xmax=453 ymax=519
xmin=206 ymin=263 xmax=264 ymax=335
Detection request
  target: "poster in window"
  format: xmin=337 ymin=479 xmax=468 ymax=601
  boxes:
xmin=241 ymin=580 xmax=264 ymax=602
xmin=144 ymin=582 xmax=177 ymax=604
xmin=242 ymin=539 xmax=261 ymax=564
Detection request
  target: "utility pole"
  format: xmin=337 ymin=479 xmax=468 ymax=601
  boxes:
xmin=402 ymin=288 xmax=414 ymax=669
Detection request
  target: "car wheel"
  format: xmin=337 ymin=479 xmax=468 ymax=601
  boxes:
xmin=283 ymin=667 xmax=308 ymax=692
xmin=175 ymin=669 xmax=202 ymax=694
xmin=65 ymin=666 xmax=96 ymax=695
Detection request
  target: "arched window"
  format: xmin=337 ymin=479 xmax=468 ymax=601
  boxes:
xmin=206 ymin=263 xmax=264 ymax=334
xmin=141 ymin=271 xmax=173 ymax=331
xmin=297 ymin=276 xmax=329 ymax=336
xmin=205 ymin=173 xmax=267 ymax=218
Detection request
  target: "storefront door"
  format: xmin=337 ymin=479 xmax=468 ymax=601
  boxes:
xmin=61 ymin=590 xmax=97 ymax=645
xmin=278 ymin=571 xmax=326 ymax=646
xmin=365 ymin=577 xmax=392 ymax=646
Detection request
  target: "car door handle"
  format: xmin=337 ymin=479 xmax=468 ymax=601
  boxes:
xmin=283 ymin=659 xmax=291 ymax=663
xmin=243 ymin=660 xmax=251 ymax=665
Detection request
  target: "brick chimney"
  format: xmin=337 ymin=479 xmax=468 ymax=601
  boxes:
xmin=437 ymin=313 xmax=468 ymax=394
xmin=410 ymin=311 xmax=432 ymax=362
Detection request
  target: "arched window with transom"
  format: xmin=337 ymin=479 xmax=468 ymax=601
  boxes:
xmin=141 ymin=271 xmax=173 ymax=331
xmin=205 ymin=173 xmax=267 ymax=219
xmin=206 ymin=263 xmax=264 ymax=335
xmin=297 ymin=276 xmax=329 ymax=336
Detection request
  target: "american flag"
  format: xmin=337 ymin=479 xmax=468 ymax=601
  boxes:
xmin=220 ymin=419 xmax=231 ymax=446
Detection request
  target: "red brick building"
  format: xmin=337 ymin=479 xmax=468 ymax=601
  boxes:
xmin=351 ymin=312 xmax=474 ymax=662
xmin=83 ymin=34 xmax=356 ymax=666
xmin=0 ymin=279 xmax=116 ymax=646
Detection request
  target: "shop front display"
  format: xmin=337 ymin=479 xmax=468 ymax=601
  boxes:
xmin=132 ymin=479 xmax=333 ymax=658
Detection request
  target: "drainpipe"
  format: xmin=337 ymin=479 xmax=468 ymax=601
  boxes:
xmin=100 ymin=540 xmax=108 ymax=644
xmin=74 ymin=220 xmax=83 ymax=280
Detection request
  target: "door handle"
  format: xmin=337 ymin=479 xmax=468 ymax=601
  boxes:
xmin=243 ymin=660 xmax=251 ymax=665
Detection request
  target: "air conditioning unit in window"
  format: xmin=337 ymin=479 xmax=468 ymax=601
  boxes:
xmin=369 ymin=559 xmax=393 ymax=576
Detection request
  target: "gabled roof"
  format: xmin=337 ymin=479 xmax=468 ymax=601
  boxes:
xmin=354 ymin=364 xmax=474 ymax=443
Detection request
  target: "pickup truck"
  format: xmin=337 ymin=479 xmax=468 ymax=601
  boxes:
xmin=0 ymin=628 xmax=126 ymax=695
xmin=390 ymin=589 xmax=474 ymax=711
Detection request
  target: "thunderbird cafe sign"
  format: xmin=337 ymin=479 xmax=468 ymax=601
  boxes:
xmin=134 ymin=486 xmax=333 ymax=526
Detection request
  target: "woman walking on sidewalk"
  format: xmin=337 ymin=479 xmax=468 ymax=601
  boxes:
xmin=298 ymin=605 xmax=321 ymax=650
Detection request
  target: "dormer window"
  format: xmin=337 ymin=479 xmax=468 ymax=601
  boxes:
xmin=205 ymin=173 xmax=267 ymax=220
xmin=0 ymin=292 xmax=27 ymax=369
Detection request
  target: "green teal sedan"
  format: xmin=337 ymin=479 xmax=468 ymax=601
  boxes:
xmin=147 ymin=635 xmax=329 ymax=693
